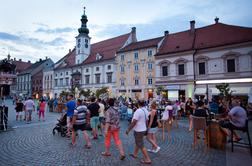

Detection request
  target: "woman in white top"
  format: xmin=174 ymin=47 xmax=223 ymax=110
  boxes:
xmin=162 ymin=101 xmax=173 ymax=141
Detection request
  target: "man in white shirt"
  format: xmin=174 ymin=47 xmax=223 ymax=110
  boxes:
xmin=24 ymin=97 xmax=35 ymax=123
xmin=126 ymin=100 xmax=151 ymax=164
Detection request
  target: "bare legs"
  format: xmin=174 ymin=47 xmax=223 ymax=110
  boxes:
xmin=132 ymin=145 xmax=151 ymax=163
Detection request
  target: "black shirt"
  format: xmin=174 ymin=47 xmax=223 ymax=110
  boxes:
xmin=148 ymin=112 xmax=158 ymax=128
xmin=194 ymin=108 xmax=208 ymax=117
xmin=15 ymin=102 xmax=24 ymax=112
xmin=88 ymin=103 xmax=100 ymax=117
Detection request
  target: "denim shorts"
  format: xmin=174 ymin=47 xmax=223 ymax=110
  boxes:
xmin=90 ymin=116 xmax=99 ymax=129
xmin=148 ymin=127 xmax=158 ymax=134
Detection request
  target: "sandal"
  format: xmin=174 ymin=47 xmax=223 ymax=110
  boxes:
xmin=129 ymin=153 xmax=137 ymax=159
xmin=120 ymin=155 xmax=126 ymax=160
xmin=101 ymin=152 xmax=111 ymax=156
xmin=140 ymin=159 xmax=152 ymax=164
xmin=85 ymin=145 xmax=91 ymax=149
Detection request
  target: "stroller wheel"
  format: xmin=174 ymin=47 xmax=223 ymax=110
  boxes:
xmin=61 ymin=132 xmax=66 ymax=137
xmin=52 ymin=128 xmax=56 ymax=135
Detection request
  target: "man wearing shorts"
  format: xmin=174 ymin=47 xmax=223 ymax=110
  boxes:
xmin=219 ymin=99 xmax=247 ymax=142
xmin=87 ymin=97 xmax=100 ymax=139
xmin=126 ymin=100 xmax=151 ymax=164
xmin=24 ymin=97 xmax=35 ymax=124
xmin=66 ymin=94 xmax=76 ymax=137
xmin=71 ymin=99 xmax=91 ymax=148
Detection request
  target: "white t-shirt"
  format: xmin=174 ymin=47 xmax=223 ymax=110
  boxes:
xmin=24 ymin=99 xmax=35 ymax=110
xmin=132 ymin=107 xmax=149 ymax=132
xmin=98 ymin=103 xmax=105 ymax=117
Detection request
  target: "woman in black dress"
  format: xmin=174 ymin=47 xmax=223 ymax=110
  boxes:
xmin=15 ymin=99 xmax=24 ymax=121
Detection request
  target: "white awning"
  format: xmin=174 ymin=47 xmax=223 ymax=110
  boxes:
xmin=194 ymin=88 xmax=206 ymax=95
xmin=194 ymin=87 xmax=251 ymax=95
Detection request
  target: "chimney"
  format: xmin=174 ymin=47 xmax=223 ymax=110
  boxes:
xmin=215 ymin=17 xmax=219 ymax=24
xmin=190 ymin=20 xmax=195 ymax=34
xmin=69 ymin=49 xmax=71 ymax=53
xmin=164 ymin=30 xmax=169 ymax=36
xmin=14 ymin=58 xmax=16 ymax=61
xmin=19 ymin=59 xmax=22 ymax=61
xmin=39 ymin=58 xmax=42 ymax=62
xmin=45 ymin=56 xmax=48 ymax=59
xmin=28 ymin=60 xmax=31 ymax=63
xmin=131 ymin=27 xmax=137 ymax=42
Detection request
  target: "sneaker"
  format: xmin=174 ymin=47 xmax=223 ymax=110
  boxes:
xmin=147 ymin=149 xmax=153 ymax=152
xmin=153 ymin=146 xmax=161 ymax=153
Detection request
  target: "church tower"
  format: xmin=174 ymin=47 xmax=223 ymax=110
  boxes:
xmin=75 ymin=7 xmax=91 ymax=64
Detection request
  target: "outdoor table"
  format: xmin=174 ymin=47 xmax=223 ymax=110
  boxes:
xmin=207 ymin=120 xmax=226 ymax=150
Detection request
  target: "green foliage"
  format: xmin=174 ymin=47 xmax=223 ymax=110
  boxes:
xmin=156 ymin=86 xmax=165 ymax=95
xmin=79 ymin=89 xmax=92 ymax=98
xmin=216 ymin=83 xmax=231 ymax=97
xmin=95 ymin=87 xmax=108 ymax=98
xmin=59 ymin=91 xmax=71 ymax=98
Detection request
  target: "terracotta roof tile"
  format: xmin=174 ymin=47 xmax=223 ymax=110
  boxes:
xmin=118 ymin=36 xmax=163 ymax=53
xmin=157 ymin=31 xmax=194 ymax=55
xmin=83 ymin=33 xmax=130 ymax=64
xmin=55 ymin=33 xmax=130 ymax=69
xmin=13 ymin=61 xmax=32 ymax=73
xmin=157 ymin=22 xmax=252 ymax=56
xmin=195 ymin=23 xmax=252 ymax=49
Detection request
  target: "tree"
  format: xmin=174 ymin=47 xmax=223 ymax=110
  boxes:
xmin=79 ymin=89 xmax=92 ymax=98
xmin=96 ymin=87 xmax=108 ymax=98
xmin=156 ymin=86 xmax=165 ymax=95
xmin=216 ymin=83 xmax=233 ymax=98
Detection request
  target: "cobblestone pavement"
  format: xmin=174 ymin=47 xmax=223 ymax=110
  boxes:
xmin=0 ymin=100 xmax=248 ymax=166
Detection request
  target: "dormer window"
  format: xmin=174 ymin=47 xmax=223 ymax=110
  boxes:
xmin=96 ymin=53 xmax=102 ymax=60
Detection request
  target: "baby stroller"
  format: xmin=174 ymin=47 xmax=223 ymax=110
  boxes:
xmin=52 ymin=113 xmax=67 ymax=137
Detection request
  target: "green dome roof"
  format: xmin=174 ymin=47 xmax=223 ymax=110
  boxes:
xmin=78 ymin=7 xmax=89 ymax=35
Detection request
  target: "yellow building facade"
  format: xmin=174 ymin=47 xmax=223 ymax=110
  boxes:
xmin=116 ymin=37 xmax=164 ymax=99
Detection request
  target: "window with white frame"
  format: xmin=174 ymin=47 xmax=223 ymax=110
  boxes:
xmin=121 ymin=54 xmax=125 ymax=61
xmin=96 ymin=67 xmax=99 ymax=71
xmin=95 ymin=74 xmax=100 ymax=84
xmin=135 ymin=79 xmax=139 ymax=85
xmin=86 ymin=68 xmax=89 ymax=72
xmin=148 ymin=78 xmax=153 ymax=85
xmin=198 ymin=62 xmax=206 ymax=75
xmin=121 ymin=79 xmax=125 ymax=86
xmin=85 ymin=75 xmax=90 ymax=84
xmin=120 ymin=65 xmax=125 ymax=73
xmin=55 ymin=79 xmax=58 ymax=86
xmin=178 ymin=64 xmax=185 ymax=75
xmin=148 ymin=63 xmax=153 ymax=70
xmin=65 ymin=78 xmax=69 ymax=86
xmin=134 ymin=64 xmax=139 ymax=72
xmin=107 ymin=72 xmax=112 ymax=83
xmin=148 ymin=50 xmax=152 ymax=57
xmin=162 ymin=65 xmax=168 ymax=76
xmin=134 ymin=52 xmax=139 ymax=60
xmin=107 ymin=65 xmax=111 ymax=70
xmin=227 ymin=58 xmax=235 ymax=72
xmin=60 ymin=78 xmax=63 ymax=86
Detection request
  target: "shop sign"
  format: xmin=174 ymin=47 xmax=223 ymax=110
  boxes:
xmin=166 ymin=85 xmax=180 ymax=90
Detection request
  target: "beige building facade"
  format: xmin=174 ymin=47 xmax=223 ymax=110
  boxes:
xmin=116 ymin=37 xmax=164 ymax=99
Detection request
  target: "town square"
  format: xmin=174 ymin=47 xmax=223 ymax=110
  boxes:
xmin=0 ymin=0 xmax=252 ymax=166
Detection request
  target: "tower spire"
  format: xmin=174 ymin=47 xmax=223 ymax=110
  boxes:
xmin=78 ymin=6 xmax=89 ymax=35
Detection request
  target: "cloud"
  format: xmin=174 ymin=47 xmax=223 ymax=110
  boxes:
xmin=35 ymin=27 xmax=74 ymax=34
xmin=0 ymin=32 xmax=20 ymax=41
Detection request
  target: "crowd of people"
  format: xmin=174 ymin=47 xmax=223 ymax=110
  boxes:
xmin=14 ymin=97 xmax=47 ymax=123
xmin=5 ymin=93 xmax=250 ymax=164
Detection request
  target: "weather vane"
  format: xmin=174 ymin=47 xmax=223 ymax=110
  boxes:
xmin=83 ymin=6 xmax=86 ymax=14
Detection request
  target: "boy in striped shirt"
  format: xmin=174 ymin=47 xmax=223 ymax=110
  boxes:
xmin=71 ymin=99 xmax=91 ymax=148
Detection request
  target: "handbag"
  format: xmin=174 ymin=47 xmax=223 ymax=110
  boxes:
xmin=142 ymin=109 xmax=149 ymax=136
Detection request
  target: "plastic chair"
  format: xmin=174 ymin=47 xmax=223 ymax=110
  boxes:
xmin=192 ymin=116 xmax=209 ymax=149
